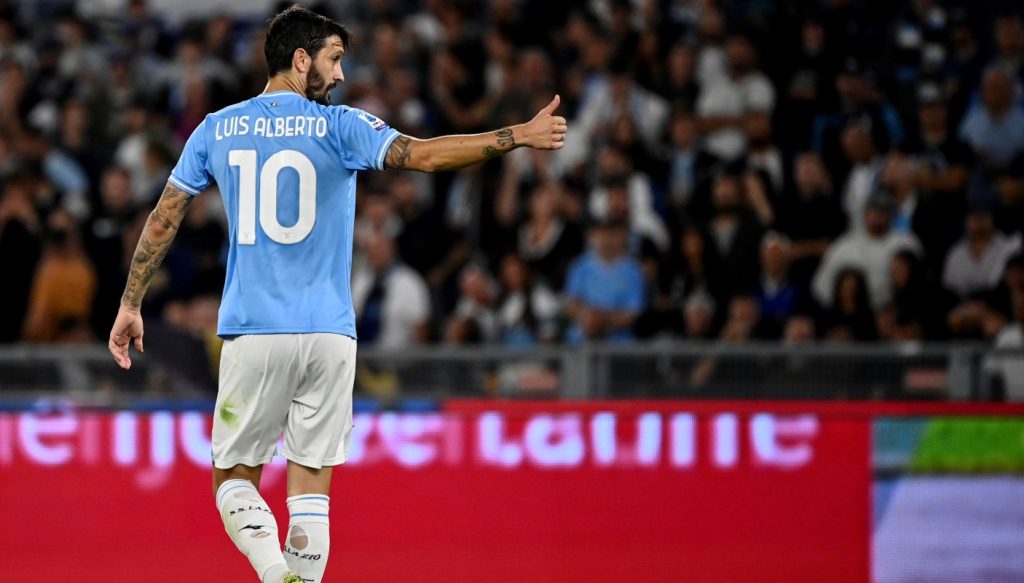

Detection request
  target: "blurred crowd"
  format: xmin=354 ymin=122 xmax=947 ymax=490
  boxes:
xmin=1 ymin=0 xmax=1024 ymax=355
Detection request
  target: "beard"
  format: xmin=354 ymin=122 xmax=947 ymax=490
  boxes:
xmin=305 ymin=66 xmax=334 ymax=105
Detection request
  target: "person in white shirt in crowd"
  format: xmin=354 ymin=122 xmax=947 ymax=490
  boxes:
xmin=840 ymin=121 xmax=885 ymax=233
xmin=351 ymin=232 xmax=431 ymax=349
xmin=696 ymin=33 xmax=775 ymax=161
xmin=813 ymin=193 xmax=923 ymax=310
xmin=942 ymin=203 xmax=1022 ymax=299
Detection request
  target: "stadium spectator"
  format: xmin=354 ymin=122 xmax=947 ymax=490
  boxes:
xmin=352 ymin=232 xmax=431 ymax=349
xmin=666 ymin=108 xmax=717 ymax=217
xmin=564 ymin=220 xmax=645 ymax=344
xmin=776 ymin=152 xmax=846 ymax=288
xmin=657 ymin=223 xmax=728 ymax=338
xmin=958 ymin=67 xmax=1024 ymax=175
xmin=494 ymin=254 xmax=560 ymax=346
xmin=22 ymin=209 xmax=96 ymax=342
xmin=839 ymin=122 xmax=884 ymax=233
xmin=0 ymin=170 xmax=42 ymax=341
xmin=943 ymin=204 xmax=1022 ymax=299
xmin=813 ymin=194 xmax=923 ymax=310
xmin=706 ymin=172 xmax=763 ymax=296
xmin=86 ymin=166 xmax=138 ymax=335
xmin=821 ymin=269 xmax=878 ymax=342
xmin=444 ymin=264 xmax=499 ymax=344
xmin=516 ymin=182 xmax=582 ymax=289
xmin=696 ymin=33 xmax=775 ymax=161
xmin=754 ymin=232 xmax=800 ymax=340
xmin=681 ymin=290 xmax=717 ymax=341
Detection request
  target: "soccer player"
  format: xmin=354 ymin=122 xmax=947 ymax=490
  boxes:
xmin=107 ymin=5 xmax=567 ymax=583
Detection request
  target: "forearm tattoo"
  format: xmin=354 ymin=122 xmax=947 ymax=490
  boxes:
xmin=495 ymin=128 xmax=515 ymax=147
xmin=385 ymin=135 xmax=413 ymax=169
xmin=483 ymin=128 xmax=515 ymax=159
xmin=121 ymin=183 xmax=192 ymax=308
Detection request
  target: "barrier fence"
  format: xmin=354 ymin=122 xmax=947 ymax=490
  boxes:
xmin=0 ymin=342 xmax=1018 ymax=403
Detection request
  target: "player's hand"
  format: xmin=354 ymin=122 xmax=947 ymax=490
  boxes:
xmin=109 ymin=305 xmax=144 ymax=370
xmin=522 ymin=95 xmax=567 ymax=150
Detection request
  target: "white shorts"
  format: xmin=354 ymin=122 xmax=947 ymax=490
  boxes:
xmin=212 ymin=333 xmax=356 ymax=470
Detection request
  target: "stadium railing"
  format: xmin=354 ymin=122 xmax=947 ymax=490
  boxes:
xmin=0 ymin=342 xmax=1016 ymax=405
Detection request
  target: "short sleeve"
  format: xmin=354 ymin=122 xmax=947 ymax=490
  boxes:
xmin=564 ymin=258 xmax=586 ymax=300
xmin=621 ymin=262 xmax=646 ymax=313
xmin=169 ymin=119 xmax=212 ymax=196
xmin=333 ymin=107 xmax=401 ymax=171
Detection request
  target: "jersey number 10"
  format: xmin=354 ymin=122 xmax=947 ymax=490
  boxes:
xmin=228 ymin=149 xmax=316 ymax=245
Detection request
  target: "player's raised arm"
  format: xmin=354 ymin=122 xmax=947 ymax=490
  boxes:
xmin=108 ymin=182 xmax=193 ymax=369
xmin=384 ymin=95 xmax=567 ymax=173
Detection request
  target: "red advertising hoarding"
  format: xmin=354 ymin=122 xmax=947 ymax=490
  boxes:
xmin=0 ymin=402 xmax=872 ymax=582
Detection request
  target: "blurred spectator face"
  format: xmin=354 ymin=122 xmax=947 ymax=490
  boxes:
xmin=783 ymin=315 xmax=816 ymax=344
xmin=596 ymin=147 xmax=631 ymax=181
xmin=864 ymin=207 xmax=891 ymax=236
xmin=802 ymin=21 xmax=825 ymax=54
xmin=670 ymin=111 xmax=697 ymax=149
xmin=606 ymin=185 xmax=631 ymax=222
xmin=995 ymin=16 xmax=1024 ymax=58
xmin=919 ymin=101 xmax=947 ymax=134
xmin=1004 ymin=258 xmax=1024 ymax=293
xmin=365 ymin=233 xmax=396 ymax=272
xmin=698 ymin=8 xmax=725 ymax=43
xmin=1012 ymin=289 xmax=1024 ymax=323
xmin=666 ymin=44 xmax=695 ymax=86
xmin=592 ymin=223 xmax=627 ymax=261
xmin=837 ymin=271 xmax=865 ymax=313
xmin=529 ymin=184 xmax=558 ymax=222
xmin=890 ymin=253 xmax=912 ymax=292
xmin=743 ymin=111 xmax=772 ymax=146
xmin=681 ymin=226 xmax=704 ymax=265
xmin=361 ymin=194 xmax=394 ymax=233
xmin=611 ymin=115 xmax=637 ymax=148
xmin=684 ymin=296 xmax=714 ymax=338
xmin=500 ymin=255 xmax=528 ymax=293
xmin=101 ymin=168 xmax=133 ymax=213
xmin=981 ymin=68 xmax=1013 ymax=115
xmin=795 ymin=153 xmax=830 ymax=197
xmin=881 ymin=152 xmax=915 ymax=193
xmin=726 ymin=296 xmax=759 ymax=331
xmin=966 ymin=209 xmax=994 ymax=240
xmin=390 ymin=175 xmax=420 ymax=212
xmin=711 ymin=175 xmax=741 ymax=212
xmin=725 ymin=36 xmax=755 ymax=76
xmin=841 ymin=124 xmax=874 ymax=163
xmin=460 ymin=267 xmax=495 ymax=305
xmin=760 ymin=234 xmax=791 ymax=279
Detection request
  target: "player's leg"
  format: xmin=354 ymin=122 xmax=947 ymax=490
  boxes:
xmin=213 ymin=334 xmax=301 ymax=583
xmin=283 ymin=462 xmax=333 ymax=580
xmin=281 ymin=333 xmax=357 ymax=583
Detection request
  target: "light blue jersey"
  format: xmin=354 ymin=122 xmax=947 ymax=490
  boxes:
xmin=169 ymin=90 xmax=400 ymax=338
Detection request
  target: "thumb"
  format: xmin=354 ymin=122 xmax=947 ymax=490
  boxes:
xmin=134 ymin=333 xmax=144 ymax=353
xmin=539 ymin=94 xmax=560 ymax=116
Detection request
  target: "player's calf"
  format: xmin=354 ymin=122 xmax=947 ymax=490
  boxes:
xmin=216 ymin=479 xmax=292 ymax=583
xmin=284 ymin=494 xmax=331 ymax=582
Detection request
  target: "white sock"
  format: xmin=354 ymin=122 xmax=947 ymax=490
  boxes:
xmin=284 ymin=494 xmax=331 ymax=583
xmin=216 ymin=479 xmax=291 ymax=583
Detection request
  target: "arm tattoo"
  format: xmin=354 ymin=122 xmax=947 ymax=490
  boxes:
xmin=483 ymin=145 xmax=500 ymax=159
xmin=385 ymin=135 xmax=413 ymax=169
xmin=120 ymin=183 xmax=193 ymax=308
xmin=495 ymin=128 xmax=515 ymax=147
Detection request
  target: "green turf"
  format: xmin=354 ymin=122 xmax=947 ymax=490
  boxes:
xmin=910 ymin=417 xmax=1024 ymax=474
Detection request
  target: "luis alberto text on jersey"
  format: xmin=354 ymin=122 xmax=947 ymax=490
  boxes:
xmin=168 ymin=90 xmax=400 ymax=338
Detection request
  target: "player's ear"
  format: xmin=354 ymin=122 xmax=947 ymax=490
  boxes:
xmin=293 ymin=48 xmax=310 ymax=74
